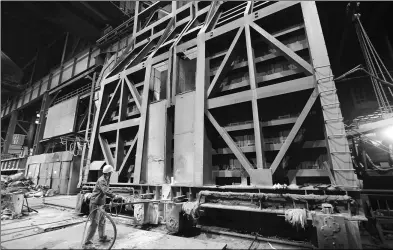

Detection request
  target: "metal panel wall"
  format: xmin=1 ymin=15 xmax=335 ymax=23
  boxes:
xmin=62 ymin=62 xmax=73 ymax=82
xmin=174 ymin=91 xmax=195 ymax=185
xmin=75 ymin=57 xmax=89 ymax=75
xmin=43 ymin=96 xmax=79 ymax=139
xmin=45 ymin=163 xmax=54 ymax=187
xmin=59 ymin=161 xmax=71 ymax=194
xmin=144 ymin=100 xmax=168 ymax=184
xmin=51 ymin=162 xmax=62 ymax=193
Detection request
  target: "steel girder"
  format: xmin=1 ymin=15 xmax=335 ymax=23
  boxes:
xmin=196 ymin=1 xmax=358 ymax=188
xmin=84 ymin=1 xmax=358 ymax=190
xmin=85 ymin=1 xmax=208 ymax=184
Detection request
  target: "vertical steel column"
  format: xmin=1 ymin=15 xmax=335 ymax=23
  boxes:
xmin=244 ymin=3 xmax=266 ymax=169
xmin=60 ymin=32 xmax=69 ymax=66
xmin=193 ymin=29 xmax=208 ymax=186
xmin=172 ymin=1 xmax=177 ymax=13
xmin=33 ymin=92 xmax=52 ymax=155
xmin=134 ymin=59 xmax=153 ymax=184
xmin=29 ymin=51 xmax=39 ymax=86
xmin=3 ymin=110 xmax=18 ymax=154
xmin=26 ymin=115 xmax=37 ymax=151
xmin=301 ymin=2 xmax=358 ymax=188
xmin=133 ymin=1 xmax=140 ymax=38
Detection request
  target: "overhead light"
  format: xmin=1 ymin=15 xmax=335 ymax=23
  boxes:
xmin=36 ymin=113 xmax=40 ymax=118
xmin=382 ymin=126 xmax=393 ymax=142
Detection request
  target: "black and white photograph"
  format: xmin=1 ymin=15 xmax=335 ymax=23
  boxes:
xmin=1 ymin=1 xmax=393 ymax=249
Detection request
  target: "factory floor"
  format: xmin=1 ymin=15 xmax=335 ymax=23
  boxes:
xmin=0 ymin=196 xmax=300 ymax=249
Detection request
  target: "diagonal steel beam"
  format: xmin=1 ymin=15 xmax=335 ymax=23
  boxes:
xmin=16 ymin=122 xmax=28 ymax=135
xmin=207 ymin=26 xmax=245 ymax=97
xmin=270 ymin=88 xmax=318 ymax=174
xmin=249 ymin=21 xmax=313 ymax=75
xmin=205 ymin=1 xmax=223 ymax=31
xmin=133 ymin=61 xmax=152 ymax=184
xmin=118 ymin=134 xmax=138 ymax=175
xmin=245 ymin=23 xmax=266 ymax=169
xmin=124 ymin=76 xmax=142 ymax=110
xmin=98 ymin=135 xmax=115 ymax=167
xmin=206 ymin=110 xmax=254 ymax=174
xmin=99 ymin=79 xmax=122 ymax=126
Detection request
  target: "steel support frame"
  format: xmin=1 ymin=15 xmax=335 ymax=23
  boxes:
xmin=199 ymin=1 xmax=298 ymax=185
xmin=88 ymin=3 xmax=190 ymax=184
xmin=300 ymin=2 xmax=358 ymax=189
xmin=244 ymin=2 xmax=266 ymax=170
xmin=85 ymin=1 xmax=357 ymax=190
xmin=197 ymin=1 xmax=357 ymax=187
xmin=32 ymin=92 xmax=53 ymax=155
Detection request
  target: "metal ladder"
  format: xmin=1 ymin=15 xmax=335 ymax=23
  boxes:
xmin=317 ymin=67 xmax=358 ymax=187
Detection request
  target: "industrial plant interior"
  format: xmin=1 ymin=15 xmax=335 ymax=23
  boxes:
xmin=1 ymin=1 xmax=393 ymax=249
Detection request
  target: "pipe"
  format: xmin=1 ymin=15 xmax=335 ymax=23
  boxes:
xmin=198 ymin=190 xmax=353 ymax=202
xmin=197 ymin=225 xmax=314 ymax=249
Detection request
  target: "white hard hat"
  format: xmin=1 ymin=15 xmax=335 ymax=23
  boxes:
xmin=102 ymin=165 xmax=114 ymax=174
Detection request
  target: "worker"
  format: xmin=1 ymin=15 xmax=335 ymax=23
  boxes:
xmin=83 ymin=165 xmax=120 ymax=249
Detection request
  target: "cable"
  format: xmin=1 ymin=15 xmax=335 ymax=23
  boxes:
xmin=365 ymin=153 xmax=393 ymax=171
xmin=80 ymin=206 xmax=117 ymax=250
xmin=349 ymin=14 xmax=392 ymax=114
xmin=336 ymin=70 xmax=393 ymax=83
xmin=334 ymin=66 xmax=393 ymax=88
xmin=248 ymin=235 xmax=257 ymax=250
xmin=268 ymin=242 xmax=277 ymax=249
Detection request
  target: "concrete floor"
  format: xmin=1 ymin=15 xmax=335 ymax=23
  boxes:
xmin=1 ymin=205 xmax=226 ymax=249
xmin=1 ymin=196 xmax=302 ymax=249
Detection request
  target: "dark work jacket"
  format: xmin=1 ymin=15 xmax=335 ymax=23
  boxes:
xmin=90 ymin=175 xmax=116 ymax=205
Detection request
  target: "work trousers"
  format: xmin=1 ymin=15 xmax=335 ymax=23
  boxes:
xmin=84 ymin=203 xmax=106 ymax=244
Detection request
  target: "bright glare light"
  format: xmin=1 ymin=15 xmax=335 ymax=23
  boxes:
xmin=36 ymin=113 xmax=40 ymax=118
xmin=371 ymin=140 xmax=380 ymax=146
xmin=382 ymin=126 xmax=393 ymax=141
xmin=35 ymin=120 xmax=39 ymax=124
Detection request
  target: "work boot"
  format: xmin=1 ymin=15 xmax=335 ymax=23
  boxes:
xmin=98 ymin=235 xmax=112 ymax=243
xmin=83 ymin=241 xmax=96 ymax=249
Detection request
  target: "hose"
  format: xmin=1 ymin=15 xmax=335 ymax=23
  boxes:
xmin=80 ymin=206 xmax=117 ymax=250
xmin=365 ymin=153 xmax=393 ymax=171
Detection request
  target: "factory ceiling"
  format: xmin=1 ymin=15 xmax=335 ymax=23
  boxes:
xmin=1 ymin=1 xmax=392 ymax=103
xmin=1 ymin=1 xmax=130 ymax=73
xmin=1 ymin=1 xmax=131 ymax=101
